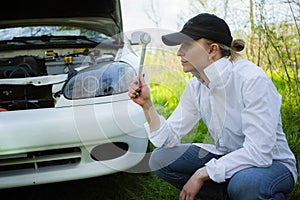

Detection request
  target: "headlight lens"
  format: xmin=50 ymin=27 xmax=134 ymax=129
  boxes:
xmin=63 ymin=61 xmax=135 ymax=99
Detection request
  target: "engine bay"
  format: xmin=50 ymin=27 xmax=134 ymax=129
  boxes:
xmin=0 ymin=47 xmax=116 ymax=111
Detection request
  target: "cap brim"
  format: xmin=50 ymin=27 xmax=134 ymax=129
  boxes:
xmin=161 ymin=32 xmax=194 ymax=46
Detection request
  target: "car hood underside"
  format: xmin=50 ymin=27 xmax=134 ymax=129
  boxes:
xmin=0 ymin=0 xmax=123 ymax=36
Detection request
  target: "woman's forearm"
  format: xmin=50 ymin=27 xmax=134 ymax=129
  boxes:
xmin=142 ymin=101 xmax=161 ymax=132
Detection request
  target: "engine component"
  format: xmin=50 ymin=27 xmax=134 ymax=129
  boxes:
xmin=0 ymin=56 xmax=45 ymax=78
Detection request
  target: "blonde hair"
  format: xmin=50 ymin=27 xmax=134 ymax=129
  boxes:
xmin=205 ymin=38 xmax=245 ymax=61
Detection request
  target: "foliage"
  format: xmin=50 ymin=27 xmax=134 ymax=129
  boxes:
xmin=246 ymin=22 xmax=300 ymax=106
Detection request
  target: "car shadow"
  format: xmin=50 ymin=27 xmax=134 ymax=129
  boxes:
xmin=2 ymin=172 xmax=149 ymax=200
xmin=0 ymin=154 xmax=152 ymax=200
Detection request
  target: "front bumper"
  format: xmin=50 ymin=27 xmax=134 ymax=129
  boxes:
xmin=0 ymin=97 xmax=148 ymax=189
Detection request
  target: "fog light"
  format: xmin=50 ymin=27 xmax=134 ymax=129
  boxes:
xmin=90 ymin=142 xmax=129 ymax=161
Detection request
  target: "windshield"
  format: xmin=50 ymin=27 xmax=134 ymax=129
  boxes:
xmin=0 ymin=26 xmax=111 ymax=41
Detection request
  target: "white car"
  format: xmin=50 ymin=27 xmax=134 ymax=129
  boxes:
xmin=0 ymin=0 xmax=149 ymax=189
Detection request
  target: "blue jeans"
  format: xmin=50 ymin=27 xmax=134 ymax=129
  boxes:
xmin=149 ymin=144 xmax=295 ymax=200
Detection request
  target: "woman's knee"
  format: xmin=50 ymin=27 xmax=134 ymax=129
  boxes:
xmin=148 ymin=147 xmax=174 ymax=171
xmin=148 ymin=145 xmax=192 ymax=171
xmin=148 ymin=148 xmax=162 ymax=171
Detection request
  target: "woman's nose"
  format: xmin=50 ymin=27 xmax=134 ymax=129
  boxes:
xmin=177 ymin=46 xmax=184 ymax=56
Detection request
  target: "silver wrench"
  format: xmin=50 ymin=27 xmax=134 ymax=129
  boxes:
xmin=136 ymin=32 xmax=151 ymax=97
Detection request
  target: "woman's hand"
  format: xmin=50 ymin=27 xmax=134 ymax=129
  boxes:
xmin=128 ymin=75 xmax=151 ymax=109
xmin=128 ymin=75 xmax=160 ymax=131
xmin=179 ymin=167 xmax=209 ymax=200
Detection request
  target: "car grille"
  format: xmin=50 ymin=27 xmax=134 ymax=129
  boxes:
xmin=0 ymin=147 xmax=81 ymax=173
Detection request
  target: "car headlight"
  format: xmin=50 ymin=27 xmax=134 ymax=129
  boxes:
xmin=63 ymin=61 xmax=135 ymax=99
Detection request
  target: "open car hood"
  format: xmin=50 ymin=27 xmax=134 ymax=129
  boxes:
xmin=0 ymin=0 xmax=123 ymax=37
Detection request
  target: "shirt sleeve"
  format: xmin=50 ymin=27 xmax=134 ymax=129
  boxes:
xmin=147 ymin=80 xmax=201 ymax=148
xmin=205 ymin=75 xmax=282 ymax=183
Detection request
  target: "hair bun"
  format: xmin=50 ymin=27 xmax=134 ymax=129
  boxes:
xmin=231 ymin=39 xmax=245 ymax=52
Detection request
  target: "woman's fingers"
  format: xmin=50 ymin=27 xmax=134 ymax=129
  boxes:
xmin=139 ymin=74 xmax=146 ymax=86
xmin=128 ymin=76 xmax=142 ymax=98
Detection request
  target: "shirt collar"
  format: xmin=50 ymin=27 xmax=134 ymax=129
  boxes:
xmin=204 ymin=57 xmax=232 ymax=90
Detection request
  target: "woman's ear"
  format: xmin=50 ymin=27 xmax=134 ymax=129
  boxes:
xmin=208 ymin=43 xmax=219 ymax=59
xmin=209 ymin=43 xmax=219 ymax=54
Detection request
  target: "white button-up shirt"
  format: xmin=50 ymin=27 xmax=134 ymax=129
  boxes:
xmin=146 ymin=58 xmax=297 ymax=183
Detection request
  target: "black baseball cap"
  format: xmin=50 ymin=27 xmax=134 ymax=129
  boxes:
xmin=162 ymin=13 xmax=233 ymax=47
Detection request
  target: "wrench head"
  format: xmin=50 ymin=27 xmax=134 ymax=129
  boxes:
xmin=140 ymin=32 xmax=151 ymax=45
xmin=130 ymin=31 xmax=151 ymax=45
